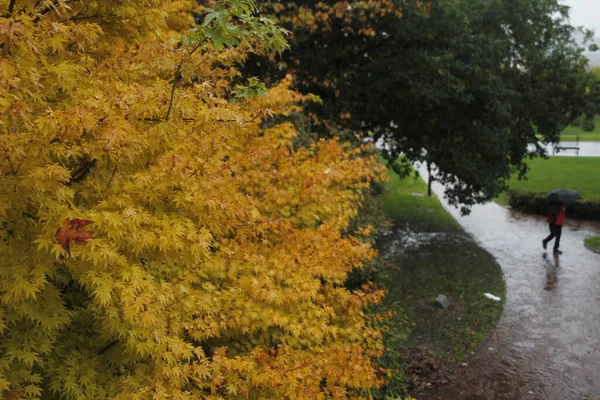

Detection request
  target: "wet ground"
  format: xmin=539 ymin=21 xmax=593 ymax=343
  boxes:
xmin=535 ymin=141 xmax=600 ymax=157
xmin=417 ymin=165 xmax=600 ymax=400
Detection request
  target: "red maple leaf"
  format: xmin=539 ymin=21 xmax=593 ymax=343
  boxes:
xmin=56 ymin=218 xmax=94 ymax=255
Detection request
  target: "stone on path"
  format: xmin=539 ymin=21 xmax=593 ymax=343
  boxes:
xmin=434 ymin=294 xmax=451 ymax=309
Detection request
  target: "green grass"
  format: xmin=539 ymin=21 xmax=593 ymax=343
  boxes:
xmin=496 ymin=156 xmax=600 ymax=206
xmin=561 ymin=116 xmax=600 ymax=141
xmin=383 ymin=171 xmax=460 ymax=232
xmin=372 ymin=171 xmax=505 ymax=396
xmin=560 ymin=132 xmax=600 ymax=142
xmin=584 ymin=236 xmax=600 ymax=254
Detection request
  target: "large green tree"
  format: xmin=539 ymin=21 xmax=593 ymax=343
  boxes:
xmin=247 ymin=0 xmax=596 ymax=210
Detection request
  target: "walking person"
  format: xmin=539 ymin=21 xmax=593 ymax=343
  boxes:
xmin=542 ymin=201 xmax=565 ymax=254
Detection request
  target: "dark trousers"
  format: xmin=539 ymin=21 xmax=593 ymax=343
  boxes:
xmin=543 ymin=223 xmax=562 ymax=250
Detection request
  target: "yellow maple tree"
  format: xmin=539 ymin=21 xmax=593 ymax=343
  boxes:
xmin=0 ymin=0 xmax=385 ymax=398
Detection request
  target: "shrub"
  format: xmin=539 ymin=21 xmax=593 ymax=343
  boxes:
xmin=508 ymin=190 xmax=600 ymax=221
xmin=581 ymin=116 xmax=596 ymax=132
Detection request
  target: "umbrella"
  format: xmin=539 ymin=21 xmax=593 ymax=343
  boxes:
xmin=547 ymin=188 xmax=582 ymax=203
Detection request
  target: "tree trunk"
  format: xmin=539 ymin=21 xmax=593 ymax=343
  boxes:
xmin=427 ymin=161 xmax=432 ymax=197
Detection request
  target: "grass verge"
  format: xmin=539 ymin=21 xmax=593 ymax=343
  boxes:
xmin=584 ymin=236 xmax=600 ymax=254
xmin=560 ymin=132 xmax=600 ymax=142
xmin=496 ymin=156 xmax=600 ymax=206
xmin=383 ymin=172 xmax=460 ymax=232
xmin=561 ymin=116 xmax=600 ymax=141
xmin=371 ymin=170 xmax=505 ymax=397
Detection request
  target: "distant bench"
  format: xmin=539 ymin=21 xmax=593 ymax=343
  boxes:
xmin=554 ymin=133 xmax=580 ymax=155
xmin=555 ymin=146 xmax=580 ymax=155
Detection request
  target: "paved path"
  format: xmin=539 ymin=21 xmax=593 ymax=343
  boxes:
xmin=537 ymin=141 xmax=600 ymax=157
xmin=418 ymin=165 xmax=600 ymax=400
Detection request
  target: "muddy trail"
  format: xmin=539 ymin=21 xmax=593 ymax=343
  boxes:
xmin=418 ymin=166 xmax=600 ymax=400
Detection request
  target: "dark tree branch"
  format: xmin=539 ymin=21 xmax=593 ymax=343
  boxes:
xmin=33 ymin=0 xmax=83 ymax=23
xmin=105 ymin=160 xmax=118 ymax=191
xmin=69 ymin=159 xmax=97 ymax=184
xmin=215 ymin=111 xmax=263 ymax=124
xmin=23 ymin=212 xmax=39 ymax=222
xmin=97 ymin=339 xmax=119 ymax=355
xmin=14 ymin=157 xmax=25 ymax=175
xmin=5 ymin=0 xmax=17 ymax=17
xmin=5 ymin=156 xmax=16 ymax=175
xmin=59 ymin=4 xmax=89 ymax=24
xmin=164 ymin=40 xmax=206 ymax=121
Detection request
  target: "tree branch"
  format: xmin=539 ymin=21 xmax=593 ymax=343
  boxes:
xmin=105 ymin=160 xmax=118 ymax=191
xmin=282 ymin=358 xmax=323 ymax=373
xmin=69 ymin=158 xmax=97 ymax=184
xmin=5 ymin=156 xmax=16 ymax=175
xmin=23 ymin=212 xmax=39 ymax=222
xmin=5 ymin=0 xmax=17 ymax=17
xmin=33 ymin=0 xmax=83 ymax=23
xmin=97 ymin=339 xmax=119 ymax=355
xmin=58 ymin=4 xmax=89 ymax=24
xmin=215 ymin=110 xmax=263 ymax=124
xmin=164 ymin=40 xmax=206 ymax=121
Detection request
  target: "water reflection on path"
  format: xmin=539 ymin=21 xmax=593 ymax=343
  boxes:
xmin=417 ymin=164 xmax=600 ymax=400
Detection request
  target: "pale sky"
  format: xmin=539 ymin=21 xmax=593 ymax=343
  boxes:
xmin=562 ymin=0 xmax=600 ymax=36
xmin=561 ymin=0 xmax=600 ymax=64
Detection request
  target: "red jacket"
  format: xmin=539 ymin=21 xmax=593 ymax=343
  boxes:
xmin=547 ymin=206 xmax=565 ymax=226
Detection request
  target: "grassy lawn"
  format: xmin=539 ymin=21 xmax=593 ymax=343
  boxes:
xmin=383 ymin=172 xmax=460 ymax=232
xmin=496 ymin=156 xmax=600 ymax=206
xmin=372 ymin=170 xmax=505 ymax=396
xmin=560 ymin=132 xmax=600 ymax=142
xmin=561 ymin=116 xmax=600 ymax=141
xmin=584 ymin=236 xmax=600 ymax=254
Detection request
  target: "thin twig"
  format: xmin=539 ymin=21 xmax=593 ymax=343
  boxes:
xmin=23 ymin=212 xmax=39 ymax=222
xmin=282 ymin=358 xmax=323 ymax=374
xmin=58 ymin=4 xmax=88 ymax=24
xmin=5 ymin=156 xmax=16 ymax=175
xmin=69 ymin=159 xmax=97 ymax=184
xmin=215 ymin=110 xmax=263 ymax=123
xmin=5 ymin=0 xmax=17 ymax=17
xmin=164 ymin=63 xmax=184 ymax=121
xmin=97 ymin=339 xmax=119 ymax=355
xmin=14 ymin=157 xmax=25 ymax=175
xmin=33 ymin=0 xmax=83 ymax=23
xmin=188 ymin=150 xmax=258 ymax=180
xmin=164 ymin=40 xmax=206 ymax=121
xmin=105 ymin=160 xmax=118 ymax=191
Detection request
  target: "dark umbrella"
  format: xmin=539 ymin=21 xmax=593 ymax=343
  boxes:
xmin=547 ymin=188 xmax=582 ymax=203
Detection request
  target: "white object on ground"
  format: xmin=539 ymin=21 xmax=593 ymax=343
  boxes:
xmin=483 ymin=293 xmax=501 ymax=301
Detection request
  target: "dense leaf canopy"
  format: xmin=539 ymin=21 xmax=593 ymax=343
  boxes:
xmin=0 ymin=0 xmax=385 ymax=398
xmin=249 ymin=0 xmax=595 ymax=209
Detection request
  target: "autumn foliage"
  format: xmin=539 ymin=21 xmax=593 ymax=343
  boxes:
xmin=55 ymin=218 xmax=94 ymax=255
xmin=0 ymin=0 xmax=385 ymax=398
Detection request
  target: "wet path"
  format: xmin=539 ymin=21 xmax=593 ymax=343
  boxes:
xmin=537 ymin=141 xmax=600 ymax=157
xmin=418 ymin=165 xmax=600 ymax=400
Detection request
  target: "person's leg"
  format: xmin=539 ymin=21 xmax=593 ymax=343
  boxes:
xmin=543 ymin=223 xmax=556 ymax=248
xmin=553 ymin=225 xmax=562 ymax=251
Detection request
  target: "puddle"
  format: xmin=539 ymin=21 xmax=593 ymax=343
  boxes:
xmin=378 ymin=229 xmax=466 ymax=259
